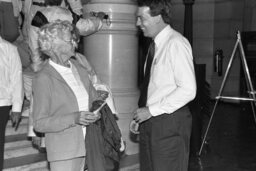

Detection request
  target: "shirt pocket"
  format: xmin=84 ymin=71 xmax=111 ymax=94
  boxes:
xmin=151 ymin=59 xmax=174 ymax=86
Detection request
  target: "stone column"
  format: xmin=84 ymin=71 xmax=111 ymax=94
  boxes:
xmin=183 ymin=0 xmax=195 ymax=47
xmin=83 ymin=0 xmax=139 ymax=155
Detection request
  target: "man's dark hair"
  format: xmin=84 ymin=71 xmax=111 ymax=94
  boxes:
xmin=137 ymin=0 xmax=173 ymax=25
xmin=45 ymin=0 xmax=63 ymax=6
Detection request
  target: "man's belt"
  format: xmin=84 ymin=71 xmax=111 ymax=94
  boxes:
xmin=32 ymin=2 xmax=46 ymax=6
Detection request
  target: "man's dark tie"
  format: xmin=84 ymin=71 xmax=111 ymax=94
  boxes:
xmin=138 ymin=41 xmax=155 ymax=108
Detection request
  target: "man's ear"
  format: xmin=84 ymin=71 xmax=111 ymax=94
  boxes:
xmin=154 ymin=15 xmax=162 ymax=24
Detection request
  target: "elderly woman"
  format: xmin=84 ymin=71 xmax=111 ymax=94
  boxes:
xmin=32 ymin=20 xmax=121 ymax=171
xmin=25 ymin=0 xmax=106 ymax=151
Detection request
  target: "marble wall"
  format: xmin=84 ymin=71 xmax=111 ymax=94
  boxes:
xmin=172 ymin=0 xmax=251 ymax=99
xmin=243 ymin=0 xmax=256 ymax=31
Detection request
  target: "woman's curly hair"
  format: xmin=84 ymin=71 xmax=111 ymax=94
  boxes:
xmin=38 ymin=20 xmax=80 ymax=60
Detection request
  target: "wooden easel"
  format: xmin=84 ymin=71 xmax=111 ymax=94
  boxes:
xmin=199 ymin=31 xmax=256 ymax=156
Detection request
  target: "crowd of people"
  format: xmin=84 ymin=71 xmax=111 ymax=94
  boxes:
xmin=0 ymin=0 xmax=197 ymax=170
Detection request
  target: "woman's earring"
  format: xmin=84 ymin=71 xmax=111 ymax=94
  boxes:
xmin=71 ymin=39 xmax=78 ymax=49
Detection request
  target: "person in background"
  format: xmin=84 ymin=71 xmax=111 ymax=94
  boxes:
xmin=22 ymin=0 xmax=83 ymax=46
xmin=0 ymin=35 xmax=24 ymax=170
xmin=133 ymin=0 xmax=197 ymax=171
xmin=0 ymin=0 xmax=21 ymax=42
xmin=32 ymin=20 xmax=119 ymax=171
xmin=28 ymin=0 xmax=103 ymax=72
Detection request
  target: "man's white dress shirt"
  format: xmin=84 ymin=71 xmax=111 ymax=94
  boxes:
xmin=147 ymin=25 xmax=196 ymax=116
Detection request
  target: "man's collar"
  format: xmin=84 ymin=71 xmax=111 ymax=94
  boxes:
xmin=154 ymin=25 xmax=172 ymax=48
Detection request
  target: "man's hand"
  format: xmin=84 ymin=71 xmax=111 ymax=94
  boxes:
xmin=133 ymin=107 xmax=152 ymax=123
xmin=10 ymin=112 xmax=22 ymax=131
xmin=75 ymin=111 xmax=100 ymax=126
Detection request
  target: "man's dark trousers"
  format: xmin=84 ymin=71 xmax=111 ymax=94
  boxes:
xmin=0 ymin=106 xmax=11 ymax=170
xmin=139 ymin=106 xmax=192 ymax=171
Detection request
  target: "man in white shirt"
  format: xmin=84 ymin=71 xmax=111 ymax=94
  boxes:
xmin=133 ymin=0 xmax=197 ymax=170
xmin=0 ymin=35 xmax=24 ymax=170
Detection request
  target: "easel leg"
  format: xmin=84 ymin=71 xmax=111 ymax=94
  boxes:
xmin=238 ymin=40 xmax=256 ymax=124
xmin=198 ymin=99 xmax=219 ymax=156
xmin=198 ymin=33 xmax=240 ymax=156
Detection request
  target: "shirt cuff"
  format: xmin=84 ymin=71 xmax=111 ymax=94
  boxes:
xmin=12 ymin=102 xmax=23 ymax=113
xmin=148 ymin=103 xmax=164 ymax=117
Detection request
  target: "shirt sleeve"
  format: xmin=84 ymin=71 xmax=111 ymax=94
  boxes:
xmin=67 ymin=0 xmax=83 ymax=16
xmin=28 ymin=26 xmax=40 ymax=62
xmin=10 ymin=46 xmax=24 ymax=112
xmin=11 ymin=0 xmax=22 ymax=17
xmin=149 ymin=38 xmax=197 ymax=116
xmin=76 ymin=17 xmax=102 ymax=36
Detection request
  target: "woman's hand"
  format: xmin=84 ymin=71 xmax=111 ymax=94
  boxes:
xmin=97 ymin=90 xmax=109 ymax=101
xmin=75 ymin=111 xmax=100 ymax=126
